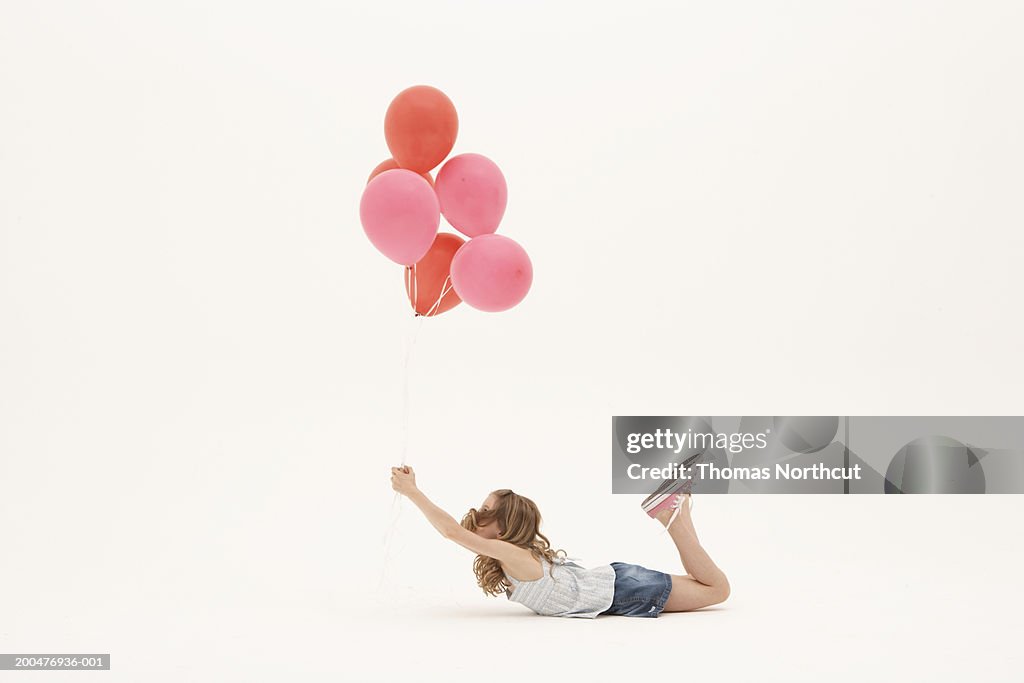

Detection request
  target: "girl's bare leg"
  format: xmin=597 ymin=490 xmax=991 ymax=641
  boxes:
xmin=655 ymin=495 xmax=730 ymax=612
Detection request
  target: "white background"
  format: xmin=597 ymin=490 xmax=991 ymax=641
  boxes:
xmin=2 ymin=1 xmax=1023 ymax=681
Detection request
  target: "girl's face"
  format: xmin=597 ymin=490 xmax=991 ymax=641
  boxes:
xmin=472 ymin=493 xmax=501 ymax=540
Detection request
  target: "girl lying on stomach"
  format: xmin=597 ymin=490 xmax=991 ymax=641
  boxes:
xmin=389 ymin=465 xmax=730 ymax=618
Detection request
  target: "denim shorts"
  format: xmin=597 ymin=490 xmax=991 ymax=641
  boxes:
xmin=600 ymin=562 xmax=674 ymax=618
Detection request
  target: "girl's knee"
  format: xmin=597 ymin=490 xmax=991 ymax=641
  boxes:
xmin=714 ymin=578 xmax=731 ymax=604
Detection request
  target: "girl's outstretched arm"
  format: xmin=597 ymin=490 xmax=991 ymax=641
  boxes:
xmin=390 ymin=466 xmax=541 ymax=580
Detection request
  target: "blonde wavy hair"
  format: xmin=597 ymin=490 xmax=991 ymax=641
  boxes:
xmin=460 ymin=489 xmax=565 ymax=596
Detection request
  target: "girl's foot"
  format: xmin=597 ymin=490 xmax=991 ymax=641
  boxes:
xmin=642 ymin=491 xmax=693 ymax=531
xmin=660 ymin=493 xmax=693 ymax=530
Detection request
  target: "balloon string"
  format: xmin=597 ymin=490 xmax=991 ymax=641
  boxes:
xmin=425 ymin=276 xmax=453 ymax=317
xmin=400 ymin=274 xmax=452 ymax=464
xmin=381 ymin=312 xmax=420 ymax=592
xmin=404 ymin=266 xmax=414 ymax=314
xmin=379 ymin=484 xmax=404 ymax=591
xmin=380 ymin=271 xmax=454 ymax=592
xmin=412 ymin=263 xmax=419 ymax=313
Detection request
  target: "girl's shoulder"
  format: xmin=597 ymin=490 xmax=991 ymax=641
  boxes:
xmin=501 ymin=548 xmax=545 ymax=583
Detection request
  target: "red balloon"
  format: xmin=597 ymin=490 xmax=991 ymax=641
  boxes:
xmin=405 ymin=233 xmax=464 ymax=316
xmin=368 ymin=158 xmax=433 ymax=187
xmin=385 ymin=86 xmax=458 ymax=174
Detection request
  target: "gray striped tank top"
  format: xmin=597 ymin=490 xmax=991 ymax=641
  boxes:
xmin=505 ymin=556 xmax=615 ymax=618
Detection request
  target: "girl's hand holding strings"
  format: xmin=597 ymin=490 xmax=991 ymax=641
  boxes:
xmin=390 ymin=465 xmax=418 ymax=496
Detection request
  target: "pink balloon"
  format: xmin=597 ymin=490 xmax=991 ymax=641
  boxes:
xmin=435 ymin=153 xmax=508 ymax=238
xmin=450 ymin=234 xmax=532 ymax=312
xmin=360 ymin=169 xmax=440 ymax=265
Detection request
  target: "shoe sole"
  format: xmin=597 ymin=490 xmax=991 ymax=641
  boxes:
xmin=639 ymin=452 xmax=703 ymax=512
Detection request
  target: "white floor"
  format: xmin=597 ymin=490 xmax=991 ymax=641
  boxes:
xmin=7 ymin=496 xmax=1023 ymax=682
xmin=9 ymin=584 xmax=1022 ymax=682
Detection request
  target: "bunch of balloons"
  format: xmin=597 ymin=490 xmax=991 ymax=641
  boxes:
xmin=359 ymin=85 xmax=533 ymax=316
